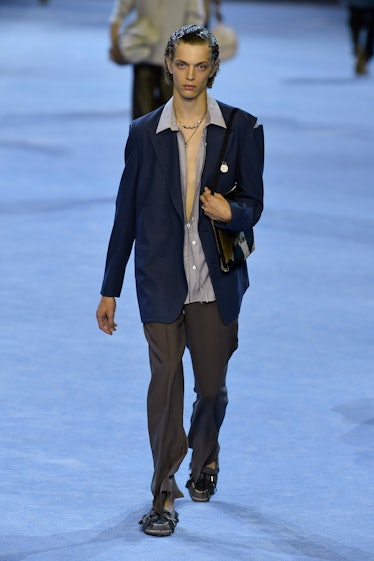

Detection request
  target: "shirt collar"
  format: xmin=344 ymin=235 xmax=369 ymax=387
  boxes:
xmin=156 ymin=94 xmax=226 ymax=134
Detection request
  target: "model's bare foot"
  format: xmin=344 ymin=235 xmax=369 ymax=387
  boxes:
xmin=164 ymin=497 xmax=175 ymax=513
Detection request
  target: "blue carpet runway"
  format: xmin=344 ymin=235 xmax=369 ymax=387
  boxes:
xmin=1 ymin=1 xmax=374 ymax=560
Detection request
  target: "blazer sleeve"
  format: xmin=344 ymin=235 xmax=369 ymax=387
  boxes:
xmin=100 ymin=127 xmax=138 ymax=297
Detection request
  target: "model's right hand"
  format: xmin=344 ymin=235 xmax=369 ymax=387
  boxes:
xmin=96 ymin=296 xmax=117 ymax=335
xmin=110 ymin=21 xmax=120 ymax=45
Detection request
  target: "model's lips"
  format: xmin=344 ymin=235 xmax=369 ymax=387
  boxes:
xmin=183 ymin=85 xmax=195 ymax=90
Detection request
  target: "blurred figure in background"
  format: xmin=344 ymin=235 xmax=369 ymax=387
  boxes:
xmin=347 ymin=0 xmax=374 ymax=74
xmin=204 ymin=0 xmax=221 ymax=27
xmin=109 ymin=0 xmax=205 ymax=118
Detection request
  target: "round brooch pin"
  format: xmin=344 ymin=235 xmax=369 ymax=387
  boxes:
xmin=220 ymin=162 xmax=229 ymax=173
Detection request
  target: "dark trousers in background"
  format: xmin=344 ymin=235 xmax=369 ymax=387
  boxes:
xmin=132 ymin=63 xmax=173 ymax=119
xmin=349 ymin=6 xmax=374 ymax=60
xmin=144 ymin=301 xmax=238 ymax=513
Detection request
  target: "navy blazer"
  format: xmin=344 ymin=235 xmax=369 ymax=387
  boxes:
xmin=101 ymin=101 xmax=264 ymax=325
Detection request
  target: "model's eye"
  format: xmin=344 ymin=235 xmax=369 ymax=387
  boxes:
xmin=198 ymin=64 xmax=208 ymax=71
xmin=176 ymin=62 xmax=186 ymax=69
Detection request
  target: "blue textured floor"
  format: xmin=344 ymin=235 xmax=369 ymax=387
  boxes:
xmin=1 ymin=1 xmax=374 ymax=560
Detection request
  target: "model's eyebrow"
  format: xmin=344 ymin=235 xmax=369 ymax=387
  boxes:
xmin=174 ymin=58 xmax=210 ymax=65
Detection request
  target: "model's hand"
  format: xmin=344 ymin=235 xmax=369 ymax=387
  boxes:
xmin=96 ymin=296 xmax=117 ymax=335
xmin=110 ymin=21 xmax=120 ymax=46
xmin=200 ymin=187 xmax=232 ymax=222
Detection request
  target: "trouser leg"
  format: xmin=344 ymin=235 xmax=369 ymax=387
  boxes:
xmin=349 ymin=7 xmax=362 ymax=53
xmin=364 ymin=9 xmax=374 ymax=60
xmin=132 ymin=64 xmax=157 ymax=119
xmin=143 ymin=314 xmax=188 ymax=514
xmin=132 ymin=64 xmax=172 ymax=119
xmin=184 ymin=302 xmax=238 ymax=482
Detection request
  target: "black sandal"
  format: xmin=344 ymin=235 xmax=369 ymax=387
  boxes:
xmin=186 ymin=471 xmax=217 ymax=502
xmin=139 ymin=509 xmax=179 ymax=537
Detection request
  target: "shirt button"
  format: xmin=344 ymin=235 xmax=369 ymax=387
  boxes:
xmin=192 ymin=240 xmax=196 ymax=245
xmin=192 ymin=266 xmax=196 ymax=270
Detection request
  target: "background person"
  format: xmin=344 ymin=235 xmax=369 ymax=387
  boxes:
xmin=204 ymin=0 xmax=222 ymax=27
xmin=109 ymin=0 xmax=205 ymax=118
xmin=346 ymin=0 xmax=374 ymax=74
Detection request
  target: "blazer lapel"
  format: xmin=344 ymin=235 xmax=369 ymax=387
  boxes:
xmin=202 ymin=123 xmax=234 ymax=194
xmin=149 ymin=127 xmax=184 ymax=221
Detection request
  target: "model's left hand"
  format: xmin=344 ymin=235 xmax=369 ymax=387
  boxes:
xmin=200 ymin=187 xmax=232 ymax=222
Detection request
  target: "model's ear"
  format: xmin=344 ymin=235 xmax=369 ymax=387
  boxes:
xmin=209 ymin=61 xmax=219 ymax=78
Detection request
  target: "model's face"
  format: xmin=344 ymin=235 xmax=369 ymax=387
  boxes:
xmin=167 ymin=41 xmax=216 ymax=100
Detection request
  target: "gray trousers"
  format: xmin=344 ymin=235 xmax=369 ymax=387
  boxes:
xmin=143 ymin=301 xmax=238 ymax=513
